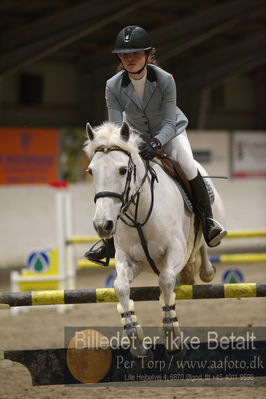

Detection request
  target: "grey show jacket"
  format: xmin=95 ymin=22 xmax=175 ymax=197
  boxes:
xmin=105 ymin=64 xmax=188 ymax=147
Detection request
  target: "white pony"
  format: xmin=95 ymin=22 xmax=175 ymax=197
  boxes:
xmin=84 ymin=121 xmax=226 ymax=357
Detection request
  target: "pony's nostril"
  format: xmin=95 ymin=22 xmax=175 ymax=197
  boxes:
xmin=105 ymin=220 xmax=114 ymax=231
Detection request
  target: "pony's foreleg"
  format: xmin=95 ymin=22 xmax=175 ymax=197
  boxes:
xmin=114 ymin=259 xmax=146 ymax=358
xmin=159 ymin=249 xmax=184 ymax=354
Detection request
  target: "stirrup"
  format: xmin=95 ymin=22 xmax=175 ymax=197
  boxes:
xmin=206 ymin=218 xmax=227 ymax=247
xmin=84 ymin=240 xmax=111 ymax=267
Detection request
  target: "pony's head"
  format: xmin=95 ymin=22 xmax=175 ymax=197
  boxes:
xmin=84 ymin=121 xmax=142 ymax=239
xmin=84 ymin=121 xmax=142 ymax=160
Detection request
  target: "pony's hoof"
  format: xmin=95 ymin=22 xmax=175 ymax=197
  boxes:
xmin=200 ymin=264 xmax=216 ymax=282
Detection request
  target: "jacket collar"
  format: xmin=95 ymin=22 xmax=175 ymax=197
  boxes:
xmin=121 ymin=65 xmax=157 ymax=110
xmin=121 ymin=64 xmax=157 ymax=87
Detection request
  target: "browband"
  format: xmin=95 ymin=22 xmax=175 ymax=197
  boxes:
xmin=95 ymin=145 xmax=130 ymax=156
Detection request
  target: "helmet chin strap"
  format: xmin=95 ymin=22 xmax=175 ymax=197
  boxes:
xmin=128 ymin=62 xmax=147 ymax=75
xmin=122 ymin=54 xmax=148 ymax=75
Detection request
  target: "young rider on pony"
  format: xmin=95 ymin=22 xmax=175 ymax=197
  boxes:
xmin=85 ymin=25 xmax=227 ymax=262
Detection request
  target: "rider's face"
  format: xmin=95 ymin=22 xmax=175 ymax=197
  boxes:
xmin=118 ymin=51 xmax=146 ymax=74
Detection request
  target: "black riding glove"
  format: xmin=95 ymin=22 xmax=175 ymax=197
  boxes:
xmin=139 ymin=138 xmax=162 ymax=160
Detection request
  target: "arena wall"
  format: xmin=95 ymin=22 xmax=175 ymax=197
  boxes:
xmin=0 ymin=131 xmax=265 ymax=268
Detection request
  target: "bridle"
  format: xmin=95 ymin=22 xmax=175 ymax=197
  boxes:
xmin=93 ymin=145 xmax=137 ymax=207
xmin=93 ymin=145 xmax=156 ymax=224
xmin=92 ymin=144 xmax=160 ymax=275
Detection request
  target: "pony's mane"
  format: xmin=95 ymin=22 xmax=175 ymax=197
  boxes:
xmin=84 ymin=122 xmax=142 ymax=159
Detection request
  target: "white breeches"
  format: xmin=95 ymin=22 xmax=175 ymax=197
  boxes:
xmin=163 ymin=130 xmax=198 ymax=181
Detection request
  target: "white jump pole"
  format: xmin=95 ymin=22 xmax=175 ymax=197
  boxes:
xmin=65 ymin=192 xmax=77 ymax=289
xmin=55 ymin=192 xmax=67 ymax=291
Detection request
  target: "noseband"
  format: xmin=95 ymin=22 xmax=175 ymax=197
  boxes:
xmin=94 ymin=191 xmax=124 ymax=203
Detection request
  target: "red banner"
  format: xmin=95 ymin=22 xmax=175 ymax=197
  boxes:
xmin=232 ymin=131 xmax=266 ymax=178
xmin=0 ymin=127 xmax=58 ymax=184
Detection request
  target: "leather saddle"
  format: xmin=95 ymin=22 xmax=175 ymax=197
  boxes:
xmin=154 ymin=150 xmax=192 ymax=201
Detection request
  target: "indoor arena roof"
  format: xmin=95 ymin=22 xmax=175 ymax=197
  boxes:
xmin=0 ymin=0 xmax=265 ymax=86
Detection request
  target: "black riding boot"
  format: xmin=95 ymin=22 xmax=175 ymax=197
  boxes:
xmin=189 ymin=171 xmax=227 ymax=247
xmin=84 ymin=237 xmax=115 ymax=264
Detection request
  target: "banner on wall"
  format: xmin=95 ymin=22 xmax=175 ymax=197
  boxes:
xmin=232 ymin=131 xmax=266 ymax=178
xmin=0 ymin=127 xmax=58 ymax=184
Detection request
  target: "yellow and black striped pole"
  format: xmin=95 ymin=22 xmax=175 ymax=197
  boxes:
xmin=0 ymin=283 xmax=266 ymax=308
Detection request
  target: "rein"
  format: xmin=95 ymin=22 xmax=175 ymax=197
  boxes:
xmin=93 ymin=145 xmax=160 ymax=275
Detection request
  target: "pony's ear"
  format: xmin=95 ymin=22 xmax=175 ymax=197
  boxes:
xmin=86 ymin=122 xmax=94 ymax=141
xmin=120 ymin=122 xmax=130 ymax=141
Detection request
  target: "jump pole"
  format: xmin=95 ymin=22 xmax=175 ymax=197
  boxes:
xmin=210 ymin=253 xmax=266 ymax=263
xmin=67 ymin=230 xmax=266 ymax=244
xmin=78 ymin=253 xmax=266 ymax=269
xmin=0 ymin=283 xmax=266 ymax=307
xmin=77 ymin=259 xmax=115 ymax=268
xmin=65 ymin=192 xmax=76 ymax=289
xmin=66 ymin=230 xmax=266 ymax=245
xmin=55 ymin=192 xmax=67 ymax=290
xmin=225 ymin=229 xmax=266 ymax=238
xmin=66 ymin=235 xmax=99 ymax=244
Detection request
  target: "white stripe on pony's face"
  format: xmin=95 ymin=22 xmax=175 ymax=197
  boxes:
xmin=90 ymin=151 xmax=130 ymax=239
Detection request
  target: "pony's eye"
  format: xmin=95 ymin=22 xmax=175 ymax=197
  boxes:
xmin=87 ymin=167 xmax=93 ymax=175
xmin=119 ymin=167 xmax=127 ymax=175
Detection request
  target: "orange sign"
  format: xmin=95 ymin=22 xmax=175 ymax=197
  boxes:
xmin=0 ymin=127 xmax=58 ymax=184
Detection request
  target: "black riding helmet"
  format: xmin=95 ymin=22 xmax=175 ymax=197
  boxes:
xmin=112 ymin=25 xmax=152 ymax=54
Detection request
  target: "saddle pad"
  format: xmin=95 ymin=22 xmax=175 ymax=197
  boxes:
xmin=155 ymin=157 xmax=214 ymax=213
xmin=173 ymin=177 xmax=215 ymax=213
